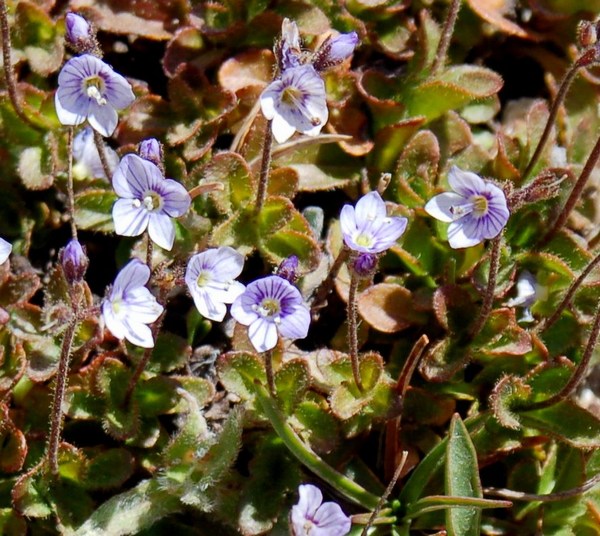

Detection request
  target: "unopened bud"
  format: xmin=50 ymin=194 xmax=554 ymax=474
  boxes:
xmin=65 ymin=13 xmax=97 ymax=54
xmin=577 ymin=20 xmax=597 ymax=48
xmin=312 ymin=31 xmax=359 ymax=71
xmin=61 ymin=239 xmax=89 ymax=284
xmin=276 ymin=255 xmax=299 ymax=283
xmin=138 ymin=138 xmax=163 ymax=168
xmin=352 ymin=253 xmax=378 ymax=278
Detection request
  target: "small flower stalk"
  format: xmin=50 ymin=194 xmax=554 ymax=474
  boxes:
xmin=112 ymin=153 xmax=191 ymax=251
xmin=425 ymin=166 xmax=509 ymax=249
xmin=102 ymin=259 xmax=164 ymax=348
xmin=185 ymin=247 xmax=246 ymax=322
xmin=290 ymin=484 xmax=351 ymax=536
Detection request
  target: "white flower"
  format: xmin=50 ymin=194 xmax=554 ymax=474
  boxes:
xmin=185 ymin=247 xmax=246 ymax=322
xmin=506 ymin=271 xmax=547 ymax=323
xmin=102 ymin=259 xmax=163 ymax=348
xmin=290 ymin=484 xmax=351 ymax=536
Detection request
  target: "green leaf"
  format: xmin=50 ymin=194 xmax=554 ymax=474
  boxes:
xmin=135 ymin=376 xmax=179 ymax=416
xmin=84 ymin=449 xmax=135 ymax=491
xmin=445 ymin=414 xmax=483 ymax=536
xmin=519 ymin=401 xmax=600 ymax=449
xmin=217 ymin=351 xmax=266 ymax=402
xmin=74 ymin=189 xmax=117 ymax=233
xmin=274 ymin=359 xmax=310 ymax=415
xmin=74 ymin=479 xmax=181 ymax=536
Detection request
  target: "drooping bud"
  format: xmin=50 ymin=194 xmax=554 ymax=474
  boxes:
xmin=352 ymin=252 xmax=378 ymax=278
xmin=312 ymin=31 xmax=359 ymax=71
xmin=138 ymin=138 xmax=164 ymax=168
xmin=276 ymin=255 xmax=299 ymax=283
xmin=65 ymin=13 xmax=97 ymax=55
xmin=61 ymin=239 xmax=89 ymax=284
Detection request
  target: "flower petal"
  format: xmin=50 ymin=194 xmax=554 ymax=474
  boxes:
xmin=292 ymin=484 xmax=323 ymax=525
xmin=211 ymin=247 xmax=245 ymax=280
xmin=278 ymin=304 xmax=310 ymax=340
xmin=112 ymin=198 xmax=149 ymax=238
xmin=0 ymin=238 xmax=12 ymax=264
xmin=121 ymin=318 xmax=155 ymax=348
xmin=247 ymin=318 xmax=278 ymax=352
xmin=447 ymin=166 xmax=486 ymax=197
xmin=368 ymin=216 xmax=408 ymax=252
xmin=447 ymin=217 xmax=483 ymax=249
xmin=160 ymin=179 xmax=192 ymax=217
xmin=230 ymin=295 xmax=259 ymax=326
xmin=311 ymin=502 xmax=351 ymax=536
xmin=191 ymin=288 xmax=228 ymax=322
xmin=147 ymin=212 xmax=175 ymax=250
xmin=113 ymin=259 xmax=150 ymax=294
xmin=354 ymin=191 xmax=387 ymax=229
xmin=270 ymin=110 xmax=297 ymax=144
xmin=424 ymin=192 xmax=465 ymax=223
xmin=88 ymin=103 xmax=118 ymax=137
xmin=102 ymin=300 xmax=127 ymax=340
xmin=124 ymin=286 xmax=163 ymax=324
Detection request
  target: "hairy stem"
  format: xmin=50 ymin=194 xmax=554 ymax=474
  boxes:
xmin=0 ymin=0 xmax=41 ymax=131
xmin=523 ymin=57 xmax=586 ymax=179
xmin=254 ymin=381 xmax=380 ymax=510
xmin=264 ymin=349 xmax=275 ymax=396
xmin=254 ymin=119 xmax=273 ymax=215
xmin=526 ymin=303 xmax=600 ymax=411
xmin=93 ymin=130 xmax=113 ymax=182
xmin=146 ymin=236 xmax=153 ymax=270
xmin=66 ymin=127 xmax=77 ymax=240
xmin=541 ymin=132 xmax=600 ymax=245
xmin=47 ymin=314 xmax=79 ymax=475
xmin=469 ymin=236 xmax=502 ymax=339
xmin=348 ymin=269 xmax=363 ymax=391
xmin=538 ymin=249 xmax=600 ymax=333
xmin=430 ymin=0 xmax=461 ymax=75
xmin=310 ymin=247 xmax=350 ymax=319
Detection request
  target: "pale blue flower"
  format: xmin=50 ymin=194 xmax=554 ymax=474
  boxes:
xmin=340 ymin=191 xmax=408 ymax=253
xmin=102 ymin=259 xmax=163 ymax=348
xmin=112 ymin=154 xmax=191 ymax=250
xmin=73 ymin=126 xmax=118 ymax=179
xmin=290 ymin=484 xmax=351 ymax=536
xmin=312 ymin=31 xmax=359 ymax=71
xmin=185 ymin=247 xmax=245 ymax=322
xmin=55 ymin=54 xmax=135 ymax=137
xmin=231 ymin=275 xmax=310 ymax=352
xmin=425 ymin=166 xmax=509 ymax=249
xmin=260 ymin=64 xmax=328 ymax=144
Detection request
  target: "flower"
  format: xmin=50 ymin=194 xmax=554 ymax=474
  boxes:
xmin=185 ymin=247 xmax=245 ymax=322
xmin=0 ymin=238 xmax=11 ymax=264
xmin=278 ymin=18 xmax=302 ymax=70
xmin=290 ymin=484 xmax=351 ymax=536
xmin=65 ymin=12 xmax=95 ymax=53
xmin=340 ymin=191 xmax=408 ymax=253
xmin=312 ymin=32 xmax=359 ymax=71
xmin=506 ymin=271 xmax=547 ymax=323
xmin=424 ymin=166 xmax=509 ymax=249
xmin=55 ymin=54 xmax=135 ymax=137
xmin=61 ymin=239 xmax=88 ymax=284
xmin=276 ymin=255 xmax=299 ymax=283
xmin=102 ymin=259 xmax=163 ymax=348
xmin=260 ymin=64 xmax=328 ymax=144
xmin=138 ymin=138 xmax=163 ymax=167
xmin=231 ymin=275 xmax=310 ymax=352
xmin=73 ymin=126 xmax=119 ymax=179
xmin=112 ymin=153 xmax=191 ymax=250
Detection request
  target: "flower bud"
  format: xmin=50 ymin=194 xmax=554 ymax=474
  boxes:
xmin=61 ymin=239 xmax=89 ymax=284
xmin=65 ymin=13 xmax=96 ymax=54
xmin=577 ymin=20 xmax=597 ymax=49
xmin=352 ymin=252 xmax=378 ymax=278
xmin=138 ymin=138 xmax=163 ymax=167
xmin=276 ymin=255 xmax=299 ymax=283
xmin=312 ymin=31 xmax=359 ymax=71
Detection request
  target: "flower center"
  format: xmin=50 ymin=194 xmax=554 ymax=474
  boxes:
xmin=111 ymin=297 xmax=123 ymax=316
xmin=196 ymin=271 xmax=211 ymax=288
xmin=255 ymin=298 xmax=281 ymax=322
xmin=280 ymin=85 xmax=322 ymax=126
xmin=470 ymin=195 xmax=489 ymax=216
xmin=141 ymin=191 xmax=163 ymax=212
xmin=355 ymin=233 xmax=373 ymax=247
xmin=84 ymin=76 xmax=107 ymax=105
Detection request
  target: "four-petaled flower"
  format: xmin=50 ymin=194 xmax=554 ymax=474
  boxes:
xmin=102 ymin=259 xmax=163 ymax=348
xmin=185 ymin=247 xmax=246 ymax=322
xmin=112 ymin=153 xmax=191 ymax=250
xmin=290 ymin=484 xmax=351 ymax=536
xmin=231 ymin=275 xmax=310 ymax=352
xmin=340 ymin=191 xmax=408 ymax=253
xmin=425 ymin=166 xmax=509 ymax=249
xmin=260 ymin=64 xmax=328 ymax=144
xmin=55 ymin=54 xmax=135 ymax=137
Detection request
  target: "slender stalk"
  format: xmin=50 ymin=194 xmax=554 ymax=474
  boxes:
xmin=47 ymin=314 xmax=78 ymax=475
xmin=523 ymin=57 xmax=587 ymax=180
xmin=0 ymin=0 xmax=41 ymax=131
xmin=93 ymin=130 xmax=113 ymax=182
xmin=526 ymin=303 xmax=600 ymax=411
xmin=254 ymin=381 xmax=380 ymax=510
xmin=264 ymin=349 xmax=275 ymax=396
xmin=310 ymin=247 xmax=350 ymax=319
xmin=145 ymin=236 xmax=153 ymax=270
xmin=541 ymin=132 xmax=600 ymax=245
xmin=66 ymin=127 xmax=77 ymax=240
xmin=469 ymin=236 xmax=502 ymax=339
xmin=347 ymin=269 xmax=363 ymax=391
xmin=361 ymin=452 xmax=408 ymax=536
xmin=253 ymin=119 xmax=273 ymax=214
xmin=188 ymin=182 xmax=224 ymax=199
xmin=538 ymin=249 xmax=600 ymax=333
xmin=430 ymin=0 xmax=461 ymax=75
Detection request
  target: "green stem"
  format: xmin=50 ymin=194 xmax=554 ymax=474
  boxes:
xmin=254 ymin=381 xmax=380 ymax=510
xmin=347 ymin=269 xmax=363 ymax=391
